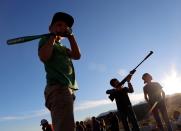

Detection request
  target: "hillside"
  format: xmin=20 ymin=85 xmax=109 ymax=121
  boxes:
xmin=97 ymin=93 xmax=181 ymax=121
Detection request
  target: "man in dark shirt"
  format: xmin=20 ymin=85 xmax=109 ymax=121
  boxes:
xmin=106 ymin=75 xmax=140 ymax=131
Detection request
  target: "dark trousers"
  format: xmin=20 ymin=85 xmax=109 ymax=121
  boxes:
xmin=119 ymin=105 xmax=140 ymax=131
xmin=151 ymin=101 xmax=173 ymax=131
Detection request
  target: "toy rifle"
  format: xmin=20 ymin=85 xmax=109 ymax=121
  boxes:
xmin=117 ymin=51 xmax=153 ymax=87
xmin=106 ymin=51 xmax=153 ymax=101
xmin=7 ymin=28 xmax=72 ymax=45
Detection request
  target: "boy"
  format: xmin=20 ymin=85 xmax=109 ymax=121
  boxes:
xmin=142 ymin=73 xmax=172 ymax=131
xmin=106 ymin=75 xmax=140 ymax=131
xmin=38 ymin=12 xmax=81 ymax=131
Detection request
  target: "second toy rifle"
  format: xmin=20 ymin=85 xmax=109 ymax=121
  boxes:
xmin=117 ymin=51 xmax=153 ymax=86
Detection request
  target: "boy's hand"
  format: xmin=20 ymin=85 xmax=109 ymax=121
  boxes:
xmin=130 ymin=69 xmax=136 ymax=75
xmin=64 ymin=27 xmax=73 ymax=37
xmin=50 ymin=24 xmax=72 ymax=37
xmin=126 ymin=74 xmax=132 ymax=82
xmin=54 ymin=27 xmax=72 ymax=37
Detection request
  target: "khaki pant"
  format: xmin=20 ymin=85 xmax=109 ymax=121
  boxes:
xmin=44 ymin=84 xmax=75 ymax=131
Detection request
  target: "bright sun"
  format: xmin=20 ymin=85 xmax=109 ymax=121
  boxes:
xmin=161 ymin=67 xmax=181 ymax=95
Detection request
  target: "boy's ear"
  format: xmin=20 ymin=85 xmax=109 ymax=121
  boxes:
xmin=49 ymin=25 xmax=51 ymax=32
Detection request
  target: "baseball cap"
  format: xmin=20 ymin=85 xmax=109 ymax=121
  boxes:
xmin=40 ymin=119 xmax=48 ymax=126
xmin=50 ymin=12 xmax=74 ymax=27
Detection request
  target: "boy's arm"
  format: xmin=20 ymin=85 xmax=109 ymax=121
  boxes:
xmin=106 ymin=89 xmax=116 ymax=94
xmin=126 ymin=74 xmax=134 ymax=93
xmin=127 ymin=82 xmax=134 ymax=93
xmin=106 ymin=89 xmax=115 ymax=101
xmin=143 ymin=88 xmax=149 ymax=102
xmin=66 ymin=34 xmax=81 ymax=60
xmin=157 ymin=83 xmax=165 ymax=100
xmin=38 ymin=36 xmax=56 ymax=62
xmin=108 ymin=94 xmax=115 ymax=101
xmin=161 ymin=89 xmax=165 ymax=100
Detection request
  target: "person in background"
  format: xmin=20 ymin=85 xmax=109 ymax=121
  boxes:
xmin=142 ymin=73 xmax=173 ymax=131
xmin=92 ymin=116 xmax=101 ymax=131
xmin=109 ymin=112 xmax=120 ymax=131
xmin=76 ymin=121 xmax=85 ymax=131
xmin=85 ymin=123 xmax=92 ymax=131
xmin=172 ymin=110 xmax=181 ymax=130
xmin=106 ymin=74 xmax=140 ymax=131
xmin=40 ymin=119 xmax=54 ymax=131
xmin=100 ymin=118 xmax=106 ymax=131
xmin=80 ymin=121 xmax=86 ymax=131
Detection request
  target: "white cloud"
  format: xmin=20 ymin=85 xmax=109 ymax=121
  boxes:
xmin=0 ymin=109 xmax=49 ymax=121
xmin=88 ymin=62 xmax=107 ymax=72
xmin=117 ymin=69 xmax=127 ymax=77
xmin=0 ymin=100 xmax=112 ymax=122
xmin=0 ymin=93 xmax=144 ymax=122
xmin=75 ymin=93 xmax=144 ymax=111
xmin=129 ymin=93 xmax=145 ymax=105
xmin=75 ymin=99 xmax=112 ymax=111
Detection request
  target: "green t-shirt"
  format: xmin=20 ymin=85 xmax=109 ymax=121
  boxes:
xmin=38 ymin=36 xmax=78 ymax=90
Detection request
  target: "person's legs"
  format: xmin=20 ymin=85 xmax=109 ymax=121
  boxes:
xmin=152 ymin=106 xmax=164 ymax=131
xmin=159 ymin=102 xmax=173 ymax=131
xmin=45 ymin=85 xmax=75 ymax=131
xmin=127 ymin=106 xmax=140 ymax=131
xmin=119 ymin=111 xmax=130 ymax=131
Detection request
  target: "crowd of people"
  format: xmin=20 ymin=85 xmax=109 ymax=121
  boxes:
xmin=40 ymin=112 xmax=119 ymax=131
xmin=75 ymin=117 xmax=106 ymax=131
xmin=40 ymin=109 xmax=181 ymax=131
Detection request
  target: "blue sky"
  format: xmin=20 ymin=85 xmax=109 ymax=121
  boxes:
xmin=1 ymin=0 xmax=181 ymax=131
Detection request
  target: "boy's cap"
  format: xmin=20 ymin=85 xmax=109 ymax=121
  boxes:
xmin=40 ymin=119 xmax=48 ymax=126
xmin=50 ymin=12 xmax=74 ymax=27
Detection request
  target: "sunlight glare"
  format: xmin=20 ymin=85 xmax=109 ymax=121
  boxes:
xmin=161 ymin=67 xmax=181 ymax=95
